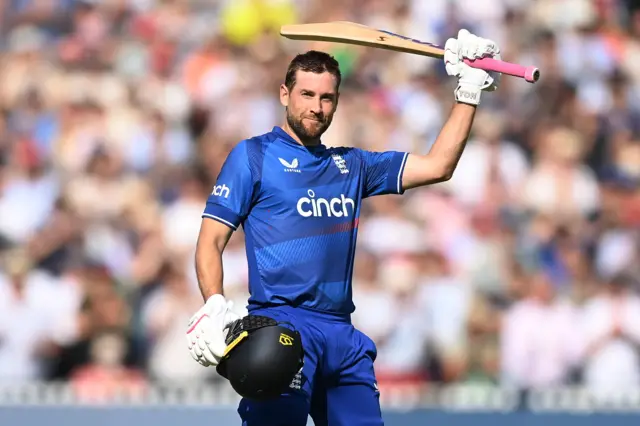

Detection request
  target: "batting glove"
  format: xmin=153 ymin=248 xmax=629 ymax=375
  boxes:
xmin=444 ymin=29 xmax=502 ymax=106
xmin=186 ymin=294 xmax=241 ymax=367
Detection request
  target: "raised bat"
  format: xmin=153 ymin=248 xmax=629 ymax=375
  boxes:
xmin=280 ymin=21 xmax=540 ymax=83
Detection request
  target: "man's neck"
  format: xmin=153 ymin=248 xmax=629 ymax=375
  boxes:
xmin=282 ymin=122 xmax=321 ymax=147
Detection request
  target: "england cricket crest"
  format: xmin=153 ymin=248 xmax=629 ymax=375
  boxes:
xmin=331 ymin=153 xmax=349 ymax=174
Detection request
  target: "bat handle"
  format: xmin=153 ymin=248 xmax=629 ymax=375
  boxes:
xmin=464 ymin=57 xmax=540 ymax=83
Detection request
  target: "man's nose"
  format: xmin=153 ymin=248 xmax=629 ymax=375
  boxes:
xmin=309 ymin=98 xmax=322 ymax=115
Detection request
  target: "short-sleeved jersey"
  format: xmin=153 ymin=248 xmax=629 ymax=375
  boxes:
xmin=202 ymin=126 xmax=408 ymax=315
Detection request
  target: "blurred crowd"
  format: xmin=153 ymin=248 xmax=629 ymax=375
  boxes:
xmin=0 ymin=0 xmax=639 ymax=402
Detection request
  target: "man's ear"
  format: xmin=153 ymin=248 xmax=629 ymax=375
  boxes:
xmin=279 ymin=84 xmax=289 ymax=107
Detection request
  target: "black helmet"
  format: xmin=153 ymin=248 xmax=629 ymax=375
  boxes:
xmin=216 ymin=315 xmax=304 ymax=401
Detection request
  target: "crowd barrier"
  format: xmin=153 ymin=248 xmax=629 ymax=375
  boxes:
xmin=1 ymin=383 xmax=639 ymax=425
xmin=2 ymin=407 xmax=640 ymax=426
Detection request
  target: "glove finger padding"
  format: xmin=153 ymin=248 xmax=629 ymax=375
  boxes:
xmin=201 ymin=343 xmax=219 ymax=365
xmin=457 ymin=29 xmax=481 ymax=60
xmin=444 ymin=38 xmax=461 ymax=77
xmin=444 ymin=38 xmax=459 ymax=63
xmin=457 ymin=29 xmax=500 ymax=60
xmin=188 ymin=347 xmax=199 ymax=362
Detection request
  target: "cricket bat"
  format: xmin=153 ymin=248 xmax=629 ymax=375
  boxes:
xmin=280 ymin=21 xmax=540 ymax=83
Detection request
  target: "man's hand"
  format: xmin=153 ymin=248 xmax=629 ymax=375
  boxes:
xmin=444 ymin=29 xmax=502 ymax=105
xmin=186 ymin=294 xmax=241 ymax=367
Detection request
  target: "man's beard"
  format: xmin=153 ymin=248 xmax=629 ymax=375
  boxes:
xmin=286 ymin=109 xmax=331 ymax=143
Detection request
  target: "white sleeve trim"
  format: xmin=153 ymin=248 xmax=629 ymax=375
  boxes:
xmin=397 ymin=152 xmax=409 ymax=193
xmin=202 ymin=213 xmax=238 ymax=230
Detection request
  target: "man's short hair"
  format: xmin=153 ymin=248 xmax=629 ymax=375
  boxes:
xmin=284 ymin=50 xmax=341 ymax=91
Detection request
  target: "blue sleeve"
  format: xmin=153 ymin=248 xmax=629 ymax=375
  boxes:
xmin=202 ymin=141 xmax=255 ymax=230
xmin=359 ymin=150 xmax=409 ymax=198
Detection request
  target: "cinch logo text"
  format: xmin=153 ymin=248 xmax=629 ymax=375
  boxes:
xmin=296 ymin=189 xmax=355 ymax=218
xmin=212 ymin=184 xmax=230 ymax=198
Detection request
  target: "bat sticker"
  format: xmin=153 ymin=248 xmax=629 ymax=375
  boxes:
xmin=378 ymin=30 xmax=441 ymax=48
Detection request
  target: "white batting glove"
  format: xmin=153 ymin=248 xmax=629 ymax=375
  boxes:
xmin=186 ymin=294 xmax=241 ymax=367
xmin=444 ymin=29 xmax=502 ymax=105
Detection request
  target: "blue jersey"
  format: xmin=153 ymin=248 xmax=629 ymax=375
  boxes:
xmin=202 ymin=126 xmax=408 ymax=315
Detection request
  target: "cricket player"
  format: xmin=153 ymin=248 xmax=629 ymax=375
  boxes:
xmin=186 ymin=29 xmax=501 ymax=425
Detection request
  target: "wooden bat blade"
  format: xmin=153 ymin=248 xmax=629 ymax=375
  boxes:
xmin=280 ymin=21 xmax=445 ymax=59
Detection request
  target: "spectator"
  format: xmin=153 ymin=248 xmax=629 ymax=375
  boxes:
xmin=448 ymin=109 xmax=530 ymax=210
xmin=0 ymin=140 xmax=59 ymax=245
xmin=415 ymin=250 xmax=472 ymax=383
xmin=521 ymin=126 xmax=601 ymax=220
xmin=372 ymin=256 xmax=430 ymax=389
xmin=0 ymin=248 xmax=78 ymax=381
xmin=500 ymin=272 xmax=582 ymax=389
xmin=581 ymin=273 xmax=640 ymax=394
xmin=352 ymin=250 xmax=396 ymax=346
xmin=71 ymin=329 xmax=147 ymax=404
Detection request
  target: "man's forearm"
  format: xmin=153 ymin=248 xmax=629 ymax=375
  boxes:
xmin=428 ymin=102 xmax=476 ymax=180
xmin=401 ymin=102 xmax=477 ymax=189
xmin=195 ymin=246 xmax=224 ymax=301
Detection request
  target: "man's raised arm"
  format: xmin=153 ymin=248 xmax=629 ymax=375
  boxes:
xmin=401 ymin=29 xmax=502 ymax=191
xmin=402 ymin=103 xmax=476 ymax=189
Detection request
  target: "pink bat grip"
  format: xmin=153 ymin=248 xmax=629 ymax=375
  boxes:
xmin=464 ymin=57 xmax=540 ymax=83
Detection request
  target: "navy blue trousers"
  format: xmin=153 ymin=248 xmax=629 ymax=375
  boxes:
xmin=237 ymin=305 xmax=384 ymax=426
